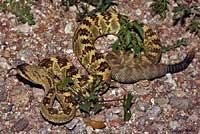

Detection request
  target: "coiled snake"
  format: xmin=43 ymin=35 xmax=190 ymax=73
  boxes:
xmin=16 ymin=11 xmax=195 ymax=124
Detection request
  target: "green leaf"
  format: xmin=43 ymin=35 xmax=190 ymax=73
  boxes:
xmin=56 ymin=77 xmax=74 ymax=91
xmin=80 ymin=102 xmax=91 ymax=113
xmin=126 ymin=31 xmax=132 ymax=46
xmin=112 ymin=18 xmax=144 ymax=55
xmin=0 ymin=0 xmax=35 ymax=25
xmin=87 ymin=93 xmax=97 ymax=101
xmin=123 ymin=92 xmax=135 ymax=121
xmin=93 ymin=103 xmax=103 ymax=114
xmin=161 ymin=38 xmax=188 ymax=53
xmin=187 ymin=18 xmax=200 ymax=37
xmin=150 ymin=0 xmax=169 ymax=19
xmin=124 ymin=110 xmax=132 ymax=121
xmin=132 ymin=21 xmax=144 ymax=40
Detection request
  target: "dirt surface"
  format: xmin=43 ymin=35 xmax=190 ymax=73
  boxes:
xmin=0 ymin=0 xmax=200 ymax=133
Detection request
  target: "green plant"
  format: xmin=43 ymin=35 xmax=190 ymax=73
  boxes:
xmin=61 ymin=0 xmax=116 ymax=21
xmin=173 ymin=2 xmax=200 ymax=37
xmin=150 ymin=0 xmax=200 ymax=38
xmin=0 ymin=0 xmax=35 ymax=25
xmin=123 ymin=92 xmax=136 ymax=121
xmin=173 ymin=4 xmax=191 ymax=25
xmin=161 ymin=38 xmax=188 ymax=53
xmin=56 ymin=76 xmax=104 ymax=114
xmin=79 ymin=77 xmax=105 ymax=114
xmin=112 ymin=18 xmax=144 ymax=56
xmin=187 ymin=18 xmax=200 ymax=37
xmin=150 ymin=0 xmax=169 ymax=18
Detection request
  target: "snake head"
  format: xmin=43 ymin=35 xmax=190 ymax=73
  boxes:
xmin=17 ymin=63 xmax=52 ymax=88
xmin=17 ymin=63 xmax=33 ymax=81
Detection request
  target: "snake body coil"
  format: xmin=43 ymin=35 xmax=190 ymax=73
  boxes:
xmin=16 ymin=11 xmax=195 ymax=124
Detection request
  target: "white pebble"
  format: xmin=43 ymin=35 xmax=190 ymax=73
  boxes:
xmin=64 ymin=21 xmax=73 ymax=34
xmin=135 ymin=9 xmax=142 ymax=16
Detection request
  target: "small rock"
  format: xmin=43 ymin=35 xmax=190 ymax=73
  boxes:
xmin=135 ymin=9 xmax=142 ymax=16
xmin=106 ymin=112 xmax=119 ymax=121
xmin=64 ymin=118 xmax=79 ymax=130
xmin=14 ymin=23 xmax=32 ymax=33
xmin=188 ymin=112 xmax=198 ymax=122
xmin=172 ymin=90 xmax=186 ymax=97
xmin=17 ymin=49 xmax=34 ymax=61
xmin=136 ymin=101 xmax=148 ymax=112
xmin=86 ymin=126 xmax=93 ymax=134
xmin=109 ymin=119 xmax=124 ymax=127
xmin=2 ymin=49 xmax=11 ymax=58
xmin=195 ymin=79 xmax=200 ymax=86
xmin=0 ymin=126 xmax=3 ymax=132
xmin=147 ymin=105 xmax=162 ymax=119
xmin=136 ymin=116 xmax=148 ymax=126
xmin=165 ymin=73 xmax=177 ymax=90
xmin=0 ymin=87 xmax=7 ymax=102
xmin=112 ymin=107 xmax=122 ymax=114
xmin=134 ymin=87 xmax=150 ymax=96
xmin=7 ymin=103 xmax=14 ymax=112
xmin=64 ymin=21 xmax=73 ymax=34
xmin=11 ymin=118 xmax=29 ymax=132
xmin=40 ymin=129 xmax=48 ymax=134
xmin=0 ymin=57 xmax=11 ymax=70
xmin=154 ymin=97 xmax=169 ymax=107
xmin=169 ymin=96 xmax=192 ymax=110
xmin=169 ymin=120 xmax=180 ymax=131
xmin=0 ymin=77 xmax=5 ymax=87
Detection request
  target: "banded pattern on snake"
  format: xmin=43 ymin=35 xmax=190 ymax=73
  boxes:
xmin=16 ymin=10 xmax=195 ymax=124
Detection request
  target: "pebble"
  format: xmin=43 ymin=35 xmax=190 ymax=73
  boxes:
xmin=169 ymin=120 xmax=180 ymax=131
xmin=0 ymin=87 xmax=7 ymax=102
xmin=154 ymin=97 xmax=169 ymax=107
xmin=188 ymin=112 xmax=198 ymax=122
xmin=2 ymin=49 xmax=11 ymax=58
xmin=195 ymin=79 xmax=200 ymax=86
xmin=0 ymin=57 xmax=11 ymax=70
xmin=147 ymin=105 xmax=162 ymax=119
xmin=136 ymin=116 xmax=148 ymax=126
xmin=40 ymin=129 xmax=48 ymax=134
xmin=11 ymin=118 xmax=29 ymax=132
xmin=134 ymin=87 xmax=150 ymax=96
xmin=17 ymin=49 xmax=34 ymax=61
xmin=165 ymin=73 xmax=177 ymax=90
xmin=136 ymin=101 xmax=148 ymax=112
xmin=0 ymin=77 xmax=5 ymax=87
xmin=64 ymin=118 xmax=79 ymax=130
xmin=135 ymin=9 xmax=142 ymax=16
xmin=86 ymin=126 xmax=93 ymax=134
xmin=172 ymin=90 xmax=186 ymax=97
xmin=64 ymin=21 xmax=73 ymax=34
xmin=169 ymin=96 xmax=192 ymax=110
xmin=111 ymin=107 xmax=122 ymax=114
xmin=7 ymin=103 xmax=14 ymax=112
xmin=0 ymin=125 xmax=3 ymax=132
xmin=14 ymin=23 xmax=32 ymax=33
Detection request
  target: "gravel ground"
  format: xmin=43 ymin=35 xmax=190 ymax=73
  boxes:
xmin=0 ymin=0 xmax=200 ymax=133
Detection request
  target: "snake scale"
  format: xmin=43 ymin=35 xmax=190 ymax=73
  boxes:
xmin=16 ymin=10 xmax=195 ymax=124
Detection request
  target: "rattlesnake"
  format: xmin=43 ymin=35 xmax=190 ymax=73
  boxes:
xmin=16 ymin=10 xmax=195 ymax=124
